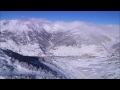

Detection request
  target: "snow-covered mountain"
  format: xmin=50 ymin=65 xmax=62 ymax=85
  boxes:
xmin=0 ymin=19 xmax=119 ymax=57
xmin=0 ymin=18 xmax=119 ymax=79
xmin=0 ymin=48 xmax=66 ymax=79
xmin=0 ymin=48 xmax=119 ymax=79
xmin=0 ymin=19 xmax=52 ymax=56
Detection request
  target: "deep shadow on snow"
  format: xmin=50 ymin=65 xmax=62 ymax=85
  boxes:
xmin=1 ymin=49 xmax=66 ymax=79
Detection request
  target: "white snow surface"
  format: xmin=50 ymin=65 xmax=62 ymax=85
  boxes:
xmin=0 ymin=18 xmax=119 ymax=57
xmin=47 ymin=56 xmax=120 ymax=79
xmin=49 ymin=44 xmax=108 ymax=57
xmin=0 ymin=19 xmax=119 ymax=36
xmin=0 ymin=18 xmax=120 ymax=79
xmin=0 ymin=40 xmax=43 ymax=56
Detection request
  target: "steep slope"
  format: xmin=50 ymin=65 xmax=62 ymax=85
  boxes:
xmin=0 ymin=48 xmax=66 ymax=79
xmin=111 ymin=42 xmax=120 ymax=56
xmin=48 ymin=26 xmax=118 ymax=57
xmin=0 ymin=19 xmax=52 ymax=56
xmin=0 ymin=19 xmax=119 ymax=57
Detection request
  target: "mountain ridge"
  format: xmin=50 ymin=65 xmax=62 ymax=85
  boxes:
xmin=0 ymin=19 xmax=119 ymax=57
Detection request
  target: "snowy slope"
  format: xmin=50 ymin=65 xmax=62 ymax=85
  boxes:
xmin=0 ymin=49 xmax=66 ymax=79
xmin=47 ymin=56 xmax=120 ymax=79
xmin=0 ymin=18 xmax=119 ymax=79
xmin=0 ymin=19 xmax=52 ymax=56
xmin=1 ymin=48 xmax=119 ymax=79
xmin=0 ymin=19 xmax=119 ymax=57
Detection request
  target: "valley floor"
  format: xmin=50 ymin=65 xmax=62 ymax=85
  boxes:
xmin=43 ymin=56 xmax=120 ymax=79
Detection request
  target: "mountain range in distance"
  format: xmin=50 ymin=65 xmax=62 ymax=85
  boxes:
xmin=0 ymin=18 xmax=120 ymax=79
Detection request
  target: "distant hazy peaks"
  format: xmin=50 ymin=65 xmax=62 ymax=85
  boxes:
xmin=0 ymin=18 xmax=119 ymax=35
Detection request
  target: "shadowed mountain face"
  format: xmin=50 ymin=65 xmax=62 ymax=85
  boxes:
xmin=111 ymin=42 xmax=120 ymax=55
xmin=0 ymin=48 xmax=120 ymax=79
xmin=0 ymin=49 xmax=66 ymax=79
xmin=0 ymin=28 xmax=51 ymax=54
xmin=51 ymin=29 xmax=112 ymax=48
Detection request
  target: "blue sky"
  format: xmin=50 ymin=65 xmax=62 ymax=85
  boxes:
xmin=0 ymin=11 xmax=120 ymax=25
